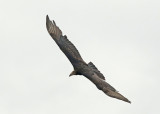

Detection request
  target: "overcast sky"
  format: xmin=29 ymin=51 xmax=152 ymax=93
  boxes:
xmin=0 ymin=0 xmax=160 ymax=114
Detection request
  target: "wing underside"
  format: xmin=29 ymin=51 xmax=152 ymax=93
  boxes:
xmin=81 ymin=66 xmax=131 ymax=103
xmin=46 ymin=15 xmax=84 ymax=64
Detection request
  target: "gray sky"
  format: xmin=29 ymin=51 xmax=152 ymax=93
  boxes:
xmin=1 ymin=0 xmax=160 ymax=114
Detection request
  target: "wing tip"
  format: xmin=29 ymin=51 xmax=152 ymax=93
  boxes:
xmin=124 ymin=98 xmax=131 ymax=103
xmin=46 ymin=14 xmax=49 ymax=19
xmin=46 ymin=15 xmax=50 ymax=23
xmin=104 ymin=88 xmax=131 ymax=103
xmin=46 ymin=15 xmax=51 ymax=30
xmin=46 ymin=15 xmax=62 ymax=39
xmin=128 ymin=100 xmax=131 ymax=104
xmin=46 ymin=15 xmax=56 ymax=25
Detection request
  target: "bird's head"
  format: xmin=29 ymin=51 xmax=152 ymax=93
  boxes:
xmin=69 ymin=70 xmax=77 ymax=77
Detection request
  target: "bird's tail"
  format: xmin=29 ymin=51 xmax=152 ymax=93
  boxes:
xmin=103 ymin=87 xmax=131 ymax=103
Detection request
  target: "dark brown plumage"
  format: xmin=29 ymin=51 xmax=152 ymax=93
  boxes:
xmin=46 ymin=15 xmax=131 ymax=103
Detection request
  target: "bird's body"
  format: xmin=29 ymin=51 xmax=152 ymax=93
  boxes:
xmin=46 ymin=15 xmax=131 ymax=103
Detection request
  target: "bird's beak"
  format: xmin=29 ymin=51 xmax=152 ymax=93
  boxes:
xmin=69 ymin=71 xmax=75 ymax=77
xmin=69 ymin=74 xmax=73 ymax=77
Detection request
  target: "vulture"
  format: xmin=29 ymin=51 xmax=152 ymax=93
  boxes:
xmin=46 ymin=15 xmax=131 ymax=103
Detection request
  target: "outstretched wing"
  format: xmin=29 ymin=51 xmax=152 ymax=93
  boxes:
xmin=46 ymin=15 xmax=84 ymax=65
xmin=81 ymin=65 xmax=131 ymax=103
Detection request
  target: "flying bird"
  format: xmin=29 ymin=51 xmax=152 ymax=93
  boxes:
xmin=46 ymin=15 xmax=131 ymax=103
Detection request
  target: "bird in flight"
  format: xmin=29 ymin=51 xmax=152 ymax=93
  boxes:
xmin=46 ymin=15 xmax=131 ymax=103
